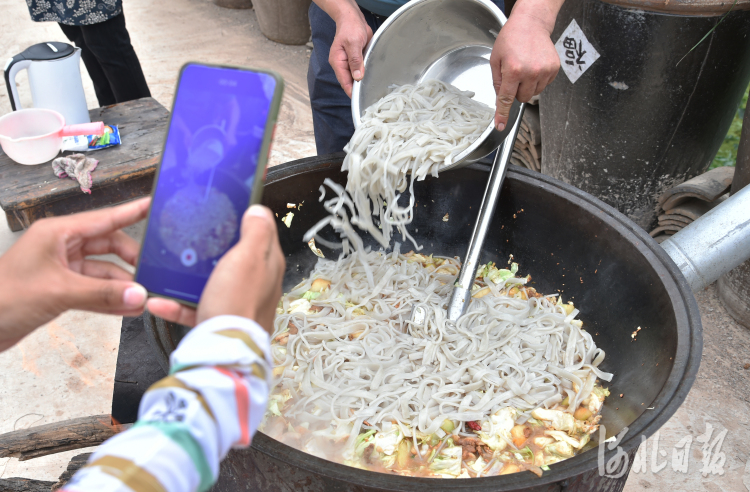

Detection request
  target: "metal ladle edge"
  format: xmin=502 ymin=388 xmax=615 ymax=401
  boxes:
xmin=446 ymin=103 xmax=526 ymax=321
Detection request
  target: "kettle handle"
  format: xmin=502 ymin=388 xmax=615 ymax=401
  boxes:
xmin=3 ymin=56 xmax=32 ymax=111
xmin=61 ymin=121 xmax=105 ymax=137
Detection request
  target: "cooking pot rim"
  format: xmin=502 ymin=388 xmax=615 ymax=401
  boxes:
xmin=256 ymin=154 xmax=702 ymax=489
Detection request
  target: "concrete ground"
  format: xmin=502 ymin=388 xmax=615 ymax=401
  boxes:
xmin=0 ymin=1 xmax=748 ymax=490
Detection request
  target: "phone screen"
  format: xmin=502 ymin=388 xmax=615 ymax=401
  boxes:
xmin=136 ymin=64 xmax=277 ymax=304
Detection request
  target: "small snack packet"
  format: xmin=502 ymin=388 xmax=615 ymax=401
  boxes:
xmin=61 ymin=135 xmax=89 ymax=152
xmin=88 ymin=125 xmax=121 ymax=150
xmin=61 ymin=125 xmax=122 ymax=152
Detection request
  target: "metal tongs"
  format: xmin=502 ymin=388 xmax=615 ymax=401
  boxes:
xmin=445 ymin=104 xmax=526 ymax=321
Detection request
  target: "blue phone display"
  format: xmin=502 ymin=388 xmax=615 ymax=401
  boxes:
xmin=136 ymin=64 xmax=276 ymax=304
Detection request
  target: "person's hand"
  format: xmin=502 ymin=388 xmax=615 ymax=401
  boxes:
xmin=490 ymin=7 xmax=562 ymax=131
xmin=0 ymin=198 xmax=150 ymax=352
xmin=146 ymin=205 xmax=285 ymax=335
xmin=329 ymin=7 xmax=373 ymax=98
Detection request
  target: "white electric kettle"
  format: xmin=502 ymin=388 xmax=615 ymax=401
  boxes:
xmin=4 ymin=42 xmax=90 ymax=125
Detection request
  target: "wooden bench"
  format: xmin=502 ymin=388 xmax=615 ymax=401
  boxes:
xmin=0 ymin=97 xmax=169 ymax=231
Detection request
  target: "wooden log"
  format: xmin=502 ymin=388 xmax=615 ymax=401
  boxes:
xmin=53 ymin=453 xmax=92 ymax=491
xmin=0 ymin=478 xmax=55 ymax=492
xmin=0 ymin=415 xmax=129 ymax=461
xmin=0 ymin=452 xmax=93 ymax=492
xmin=19 ymin=444 xmax=94 ymax=461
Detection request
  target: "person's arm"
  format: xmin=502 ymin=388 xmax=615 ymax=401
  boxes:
xmin=61 ymin=316 xmax=272 ymax=492
xmin=60 ymin=206 xmax=285 ymax=492
xmin=490 ymin=0 xmax=565 ymax=131
xmin=0 ymin=199 xmax=151 ymax=352
xmin=313 ymin=0 xmax=373 ymax=97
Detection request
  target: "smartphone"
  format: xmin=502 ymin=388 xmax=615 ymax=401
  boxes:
xmin=135 ymin=62 xmax=284 ymax=306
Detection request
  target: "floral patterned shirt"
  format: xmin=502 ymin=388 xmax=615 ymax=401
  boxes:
xmin=26 ymin=0 xmax=122 ymax=26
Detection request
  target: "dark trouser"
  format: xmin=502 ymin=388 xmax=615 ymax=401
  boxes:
xmin=59 ymin=12 xmax=151 ymax=107
xmin=307 ymin=1 xmax=504 ymax=156
xmin=307 ymin=3 xmax=384 ymax=155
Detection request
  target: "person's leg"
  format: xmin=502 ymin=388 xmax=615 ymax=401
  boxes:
xmin=307 ymin=3 xmax=381 ymax=155
xmin=58 ymin=23 xmax=117 ymax=106
xmin=78 ymin=12 xmax=151 ymax=104
xmin=307 ymin=3 xmax=354 ymax=155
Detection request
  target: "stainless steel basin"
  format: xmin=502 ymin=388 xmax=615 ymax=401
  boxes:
xmin=351 ymin=0 xmax=522 ymax=170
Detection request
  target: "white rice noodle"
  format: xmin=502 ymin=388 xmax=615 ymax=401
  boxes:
xmin=271 ymin=251 xmax=610 ymax=445
xmin=309 ymin=80 xmax=493 ymax=251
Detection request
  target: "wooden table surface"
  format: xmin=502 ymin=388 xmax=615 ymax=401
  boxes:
xmin=0 ymin=97 xmax=169 ymax=231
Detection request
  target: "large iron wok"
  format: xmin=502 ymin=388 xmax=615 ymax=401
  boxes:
xmin=143 ymin=152 xmax=740 ymax=491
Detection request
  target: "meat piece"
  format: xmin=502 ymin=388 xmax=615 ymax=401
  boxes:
xmin=462 ymin=444 xmax=476 ymax=457
xmin=457 ymin=436 xmax=480 ymax=447
xmin=364 ymin=444 xmax=375 ymax=464
xmin=478 ymin=445 xmax=494 ymax=461
xmin=274 ymin=333 xmax=289 ymax=345
xmin=462 ymin=450 xmax=477 ymax=461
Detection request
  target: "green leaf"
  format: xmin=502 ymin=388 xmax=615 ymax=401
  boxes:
xmin=711 ymin=82 xmax=748 ymax=169
xmin=302 ymin=291 xmax=321 ymax=301
xmin=519 ymin=446 xmax=534 ymax=461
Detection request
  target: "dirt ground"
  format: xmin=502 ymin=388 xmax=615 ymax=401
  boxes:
xmin=0 ymin=0 xmax=749 ymax=490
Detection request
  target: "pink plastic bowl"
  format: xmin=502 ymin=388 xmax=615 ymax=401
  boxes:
xmin=0 ymin=108 xmax=104 ymax=165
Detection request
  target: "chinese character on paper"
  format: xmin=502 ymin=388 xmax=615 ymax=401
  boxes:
xmin=555 ymin=19 xmax=601 ymax=84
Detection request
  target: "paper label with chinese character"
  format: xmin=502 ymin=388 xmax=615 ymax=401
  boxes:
xmin=555 ymin=19 xmax=600 ymax=84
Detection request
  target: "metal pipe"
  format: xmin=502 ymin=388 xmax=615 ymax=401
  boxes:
xmin=661 ymin=183 xmax=750 ymax=292
xmin=446 ymin=104 xmax=526 ymax=321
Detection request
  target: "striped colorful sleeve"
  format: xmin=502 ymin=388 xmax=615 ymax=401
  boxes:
xmin=60 ymin=315 xmax=272 ymax=492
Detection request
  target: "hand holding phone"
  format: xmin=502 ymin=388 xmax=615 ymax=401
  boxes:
xmin=136 ymin=63 xmax=284 ymax=306
xmin=146 ymin=204 xmax=285 ymax=333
